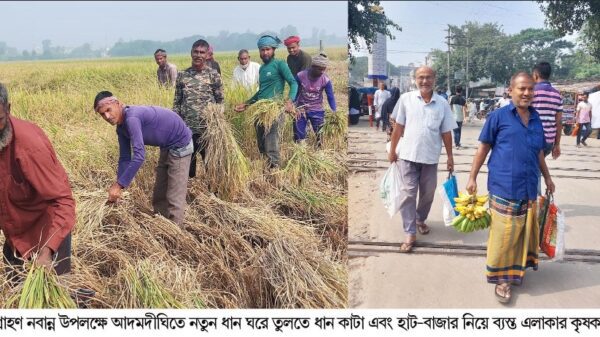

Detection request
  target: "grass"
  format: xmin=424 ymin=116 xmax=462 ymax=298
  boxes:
xmin=0 ymin=46 xmax=348 ymax=308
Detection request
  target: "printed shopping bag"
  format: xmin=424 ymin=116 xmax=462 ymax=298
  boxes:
xmin=538 ymin=192 xmax=565 ymax=261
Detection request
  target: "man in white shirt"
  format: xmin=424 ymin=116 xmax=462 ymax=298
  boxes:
xmin=496 ymin=92 xmax=510 ymax=108
xmin=374 ymin=82 xmax=391 ymax=131
xmin=388 ymin=66 xmax=457 ymax=252
xmin=232 ymin=49 xmax=260 ymax=90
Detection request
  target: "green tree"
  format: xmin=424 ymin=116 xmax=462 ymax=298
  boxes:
xmin=429 ymin=22 xmax=512 ymax=88
xmin=508 ymin=28 xmax=574 ymax=74
xmin=429 ymin=22 xmax=574 ymax=88
xmin=537 ymin=0 xmax=600 ymax=61
xmin=348 ymin=0 xmax=401 ymax=54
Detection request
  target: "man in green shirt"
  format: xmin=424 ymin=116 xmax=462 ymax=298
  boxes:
xmin=235 ymin=35 xmax=298 ymax=168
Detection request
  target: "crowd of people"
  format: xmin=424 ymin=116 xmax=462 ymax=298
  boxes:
xmin=380 ymin=60 xmax=598 ymax=304
xmin=0 ymin=34 xmax=338 ymax=298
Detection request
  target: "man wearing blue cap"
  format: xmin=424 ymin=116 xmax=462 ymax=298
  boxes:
xmin=235 ymin=35 xmax=298 ymax=168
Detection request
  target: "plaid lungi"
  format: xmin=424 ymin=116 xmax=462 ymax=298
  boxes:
xmin=486 ymin=195 xmax=539 ymax=285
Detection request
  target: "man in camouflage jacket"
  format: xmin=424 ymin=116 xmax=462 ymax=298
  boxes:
xmin=173 ymin=39 xmax=224 ymax=178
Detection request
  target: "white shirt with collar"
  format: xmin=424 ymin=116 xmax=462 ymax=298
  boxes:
xmin=374 ymin=89 xmax=391 ymax=118
xmin=233 ymin=61 xmax=261 ymax=89
xmin=392 ymin=90 xmax=457 ymax=164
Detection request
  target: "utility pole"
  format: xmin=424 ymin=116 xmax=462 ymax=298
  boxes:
xmin=466 ymin=31 xmax=469 ymax=99
xmin=445 ymin=25 xmax=451 ymax=96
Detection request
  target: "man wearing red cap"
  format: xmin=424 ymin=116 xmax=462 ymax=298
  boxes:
xmin=284 ymin=36 xmax=312 ymax=78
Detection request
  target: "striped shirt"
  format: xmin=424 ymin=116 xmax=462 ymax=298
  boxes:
xmin=532 ymin=81 xmax=563 ymax=144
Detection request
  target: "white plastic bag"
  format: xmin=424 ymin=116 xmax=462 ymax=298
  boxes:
xmin=380 ymin=162 xmax=403 ymax=218
xmin=438 ymin=186 xmax=455 ymax=227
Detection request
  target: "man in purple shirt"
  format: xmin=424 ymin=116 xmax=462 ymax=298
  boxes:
xmin=94 ymin=91 xmax=193 ymax=226
xmin=294 ymin=53 xmax=336 ymax=146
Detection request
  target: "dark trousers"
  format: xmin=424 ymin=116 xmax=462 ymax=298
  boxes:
xmin=381 ymin=113 xmax=391 ymax=133
xmin=255 ymin=114 xmax=283 ymax=168
xmin=189 ymin=133 xmax=207 ymax=178
xmin=577 ymin=122 xmax=592 ymax=145
xmin=4 ymin=232 xmax=72 ymax=282
xmin=453 ymin=121 xmax=463 ymax=147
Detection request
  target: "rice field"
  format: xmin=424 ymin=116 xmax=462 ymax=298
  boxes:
xmin=0 ymin=46 xmax=348 ymax=308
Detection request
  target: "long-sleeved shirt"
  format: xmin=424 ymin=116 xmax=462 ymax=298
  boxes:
xmin=157 ymin=62 xmax=178 ymax=87
xmin=295 ymin=70 xmax=336 ymax=112
xmin=286 ymin=50 xmax=312 ymax=77
xmin=247 ymin=59 xmax=298 ymax=104
xmin=173 ymin=66 xmax=224 ymax=134
xmin=0 ymin=117 xmax=75 ymax=259
xmin=233 ymin=62 xmax=261 ymax=90
xmin=116 ymin=105 xmax=192 ymax=188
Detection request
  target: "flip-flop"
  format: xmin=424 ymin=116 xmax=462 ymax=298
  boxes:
xmin=417 ymin=223 xmax=430 ymax=235
xmin=399 ymin=241 xmax=414 ymax=253
xmin=495 ymin=284 xmax=511 ymax=303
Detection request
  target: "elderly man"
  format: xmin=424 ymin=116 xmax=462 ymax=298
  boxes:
xmin=284 ymin=35 xmax=312 ymax=78
xmin=294 ymin=53 xmax=337 ymax=145
xmin=174 ymin=39 xmax=224 ymax=178
xmin=94 ymin=91 xmax=193 ymax=226
xmin=154 ymin=49 xmax=178 ymax=87
xmin=232 ymin=49 xmax=261 ymax=90
xmin=234 ymin=35 xmax=298 ymax=168
xmin=0 ymin=83 xmax=75 ymax=276
xmin=466 ymin=72 xmax=555 ymax=304
xmin=388 ymin=66 xmax=457 ymax=253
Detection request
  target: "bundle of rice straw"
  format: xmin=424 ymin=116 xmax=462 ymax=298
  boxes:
xmin=122 ymin=260 xmax=183 ymax=308
xmin=280 ymin=142 xmax=342 ymax=186
xmin=201 ymin=103 xmax=251 ymax=200
xmin=247 ymin=99 xmax=287 ymax=130
xmin=5 ymin=262 xmax=77 ymax=309
xmin=319 ymin=109 xmax=348 ymax=149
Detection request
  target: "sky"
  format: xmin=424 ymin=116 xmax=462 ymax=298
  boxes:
xmin=0 ymin=1 xmax=347 ymax=51
xmin=353 ymin=1 xmax=573 ymax=66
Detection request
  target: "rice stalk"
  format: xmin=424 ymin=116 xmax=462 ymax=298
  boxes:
xmin=5 ymin=262 xmax=77 ymax=309
xmin=247 ymin=99 xmax=286 ymax=131
xmin=279 ymin=142 xmax=343 ymax=186
xmin=121 ymin=260 xmax=183 ymax=308
xmin=319 ymin=109 xmax=348 ymax=150
xmin=201 ymin=103 xmax=251 ymax=200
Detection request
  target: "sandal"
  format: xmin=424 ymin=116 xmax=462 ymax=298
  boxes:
xmin=495 ymin=283 xmax=512 ymax=303
xmin=399 ymin=241 xmax=415 ymax=253
xmin=417 ymin=223 xmax=431 ymax=235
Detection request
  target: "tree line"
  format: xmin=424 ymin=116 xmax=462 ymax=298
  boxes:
xmin=0 ymin=25 xmax=345 ymax=61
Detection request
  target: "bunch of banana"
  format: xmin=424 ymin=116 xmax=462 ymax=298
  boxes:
xmin=452 ymin=192 xmax=491 ymax=233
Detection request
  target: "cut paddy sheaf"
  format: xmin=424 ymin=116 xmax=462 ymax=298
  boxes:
xmin=0 ymin=46 xmax=348 ymax=308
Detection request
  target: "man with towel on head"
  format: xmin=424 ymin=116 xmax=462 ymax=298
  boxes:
xmin=294 ymin=53 xmax=337 ymax=146
xmin=234 ymin=35 xmax=298 ymax=169
xmin=284 ymin=35 xmax=312 ymax=79
xmin=94 ymin=91 xmax=193 ymax=227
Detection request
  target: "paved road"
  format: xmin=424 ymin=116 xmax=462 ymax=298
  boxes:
xmin=348 ymin=115 xmax=600 ymax=308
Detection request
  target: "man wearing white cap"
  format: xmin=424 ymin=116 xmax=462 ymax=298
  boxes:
xmin=294 ymin=53 xmax=337 ymax=146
